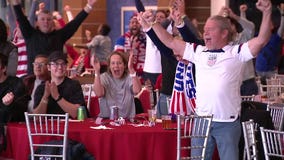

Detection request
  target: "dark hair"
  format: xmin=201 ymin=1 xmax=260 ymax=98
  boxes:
xmin=35 ymin=54 xmax=48 ymax=60
xmin=0 ymin=18 xmax=7 ymax=43
xmin=271 ymin=7 xmax=281 ymax=33
xmin=98 ymin=24 xmax=111 ymax=36
xmin=48 ymin=51 xmax=68 ymax=63
xmin=227 ymin=17 xmax=242 ymax=33
xmin=0 ymin=53 xmax=8 ymax=68
xmin=107 ymin=51 xmax=128 ymax=78
xmin=156 ymin=10 xmax=167 ymax=18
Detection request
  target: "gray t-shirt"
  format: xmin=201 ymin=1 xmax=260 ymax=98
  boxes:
xmin=98 ymin=73 xmax=135 ymax=119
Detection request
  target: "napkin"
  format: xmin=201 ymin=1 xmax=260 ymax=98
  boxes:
xmin=90 ymin=125 xmax=113 ymax=130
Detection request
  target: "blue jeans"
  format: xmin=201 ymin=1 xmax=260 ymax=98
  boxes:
xmin=191 ymin=118 xmax=241 ymax=160
xmin=156 ymin=93 xmax=170 ymax=118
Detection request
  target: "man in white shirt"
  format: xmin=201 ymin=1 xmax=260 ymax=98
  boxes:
xmin=137 ymin=0 xmax=272 ymax=159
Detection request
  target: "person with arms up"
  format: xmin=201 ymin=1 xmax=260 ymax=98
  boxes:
xmin=9 ymin=0 xmax=98 ymax=75
xmin=73 ymin=23 xmax=112 ymax=73
xmin=219 ymin=4 xmax=258 ymax=95
xmin=32 ymin=51 xmax=86 ymax=119
xmin=114 ymin=14 xmax=146 ymax=80
xmin=255 ymin=3 xmax=284 ymax=82
xmin=92 ymin=51 xmax=142 ymax=121
xmin=137 ymin=0 xmax=272 ymax=159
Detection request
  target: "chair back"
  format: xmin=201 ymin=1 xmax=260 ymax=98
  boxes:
xmin=242 ymin=119 xmax=258 ymax=160
xmin=177 ymin=114 xmax=213 ymax=160
xmin=260 ymin=127 xmax=284 ymax=160
xmin=241 ymin=95 xmax=255 ymax=102
xmin=24 ymin=112 xmax=69 ymax=160
xmin=267 ymin=104 xmax=284 ymax=131
xmin=259 ymin=84 xmax=284 ymax=100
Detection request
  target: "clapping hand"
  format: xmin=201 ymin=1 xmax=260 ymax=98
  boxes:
xmin=42 ymin=81 xmax=51 ymax=99
xmin=49 ymin=81 xmax=60 ymax=100
xmin=2 ymin=92 xmax=14 ymax=106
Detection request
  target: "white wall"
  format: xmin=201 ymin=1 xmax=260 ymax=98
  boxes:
xmin=211 ymin=0 xmax=229 ymax=16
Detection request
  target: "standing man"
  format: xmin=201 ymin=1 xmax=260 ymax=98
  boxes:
xmin=9 ymin=0 xmax=98 ymax=74
xmin=138 ymin=0 xmax=272 ymax=159
xmin=114 ymin=15 xmax=146 ymax=79
xmin=32 ymin=51 xmax=86 ymax=119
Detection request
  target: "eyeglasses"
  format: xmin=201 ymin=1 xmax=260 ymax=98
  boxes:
xmin=33 ymin=62 xmax=47 ymax=67
xmin=49 ymin=62 xmax=67 ymax=68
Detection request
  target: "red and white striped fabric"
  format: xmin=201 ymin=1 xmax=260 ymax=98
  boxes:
xmin=14 ymin=38 xmax=28 ymax=77
xmin=169 ymin=61 xmax=196 ymax=115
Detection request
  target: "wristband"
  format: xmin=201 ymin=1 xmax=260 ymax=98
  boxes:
xmin=85 ymin=4 xmax=93 ymax=13
xmin=86 ymin=4 xmax=93 ymax=10
xmin=55 ymin=95 xmax=63 ymax=102
xmin=130 ymin=72 xmax=136 ymax=78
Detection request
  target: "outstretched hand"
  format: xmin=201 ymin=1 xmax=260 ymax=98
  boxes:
xmin=88 ymin=0 xmax=98 ymax=7
xmin=91 ymin=54 xmax=101 ymax=72
xmin=256 ymin=0 xmax=272 ymax=12
xmin=128 ymin=51 xmax=135 ymax=74
xmin=137 ymin=11 xmax=153 ymax=30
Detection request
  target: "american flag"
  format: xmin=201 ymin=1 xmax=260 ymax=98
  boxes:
xmin=169 ymin=61 xmax=196 ymax=115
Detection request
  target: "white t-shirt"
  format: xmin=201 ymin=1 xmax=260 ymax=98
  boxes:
xmin=143 ymin=35 xmax=162 ymax=73
xmin=183 ymin=42 xmax=253 ymax=122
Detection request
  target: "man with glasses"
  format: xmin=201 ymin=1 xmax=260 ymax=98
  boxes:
xmin=23 ymin=55 xmax=50 ymax=112
xmin=32 ymin=51 xmax=86 ymax=119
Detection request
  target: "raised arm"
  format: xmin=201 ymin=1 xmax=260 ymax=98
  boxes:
xmin=91 ymin=55 xmax=105 ymax=97
xmin=228 ymin=5 xmax=255 ymax=38
xmin=174 ymin=0 xmax=202 ymax=40
xmin=135 ymin=0 xmax=145 ymax=12
xmin=128 ymin=52 xmax=142 ymax=95
xmin=28 ymin=0 xmax=39 ymax=26
xmin=138 ymin=10 xmax=186 ymax=58
xmin=248 ymin=0 xmax=272 ymax=57
xmin=277 ymin=3 xmax=284 ymax=37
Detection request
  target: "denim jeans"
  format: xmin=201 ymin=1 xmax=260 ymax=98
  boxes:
xmin=191 ymin=118 xmax=241 ymax=160
xmin=156 ymin=93 xmax=170 ymax=118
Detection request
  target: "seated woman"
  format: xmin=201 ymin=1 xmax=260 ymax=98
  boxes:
xmin=92 ymin=51 xmax=142 ymax=121
xmin=32 ymin=51 xmax=86 ymax=119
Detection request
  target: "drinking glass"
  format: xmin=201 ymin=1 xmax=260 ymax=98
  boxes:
xmin=148 ymin=109 xmax=156 ymax=126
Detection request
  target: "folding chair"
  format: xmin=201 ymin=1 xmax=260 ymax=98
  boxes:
xmin=242 ymin=119 xmax=258 ymax=160
xmin=241 ymin=95 xmax=255 ymax=102
xmin=267 ymin=104 xmax=284 ymax=131
xmin=24 ymin=112 xmax=69 ymax=160
xmin=260 ymin=127 xmax=284 ymax=160
xmin=177 ymin=114 xmax=213 ymax=160
xmin=259 ymin=84 xmax=284 ymax=100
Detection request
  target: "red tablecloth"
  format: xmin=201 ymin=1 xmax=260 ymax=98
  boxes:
xmin=1 ymin=119 xmax=180 ymax=160
xmin=87 ymin=89 xmax=152 ymax=118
